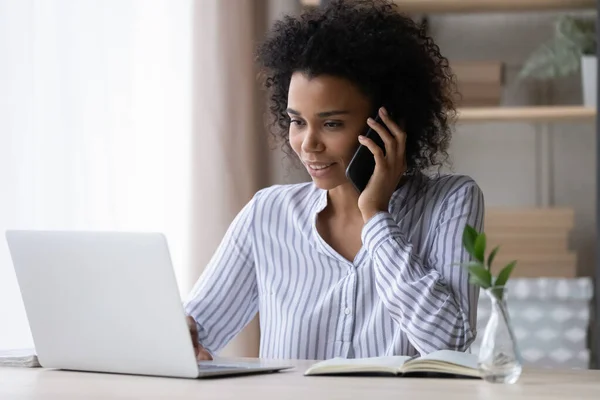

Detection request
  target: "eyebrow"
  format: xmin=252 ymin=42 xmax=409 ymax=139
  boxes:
xmin=286 ymin=108 xmax=350 ymax=118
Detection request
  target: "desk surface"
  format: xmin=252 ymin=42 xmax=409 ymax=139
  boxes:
xmin=2 ymin=360 xmax=600 ymax=400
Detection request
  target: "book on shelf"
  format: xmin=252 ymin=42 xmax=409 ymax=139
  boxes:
xmin=505 ymin=264 xmax=577 ymax=278
xmin=451 ymin=60 xmax=504 ymax=107
xmin=485 ymin=208 xmax=574 ymax=230
xmin=304 ymin=350 xmax=480 ymax=379
xmin=451 ymin=61 xmax=504 ymax=83
xmin=486 ymin=233 xmax=569 ymax=253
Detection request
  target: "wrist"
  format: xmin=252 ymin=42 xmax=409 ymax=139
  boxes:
xmin=361 ymin=208 xmax=385 ymax=223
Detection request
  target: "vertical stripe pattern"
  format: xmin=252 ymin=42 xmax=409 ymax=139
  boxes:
xmin=184 ymin=173 xmax=484 ymax=359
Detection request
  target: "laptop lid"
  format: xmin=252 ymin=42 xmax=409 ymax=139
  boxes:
xmin=6 ymin=230 xmax=200 ymax=378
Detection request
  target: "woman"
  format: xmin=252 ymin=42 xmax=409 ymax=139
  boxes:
xmin=185 ymin=0 xmax=484 ymax=361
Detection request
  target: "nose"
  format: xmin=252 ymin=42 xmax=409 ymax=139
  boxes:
xmin=301 ymin=126 xmax=325 ymax=153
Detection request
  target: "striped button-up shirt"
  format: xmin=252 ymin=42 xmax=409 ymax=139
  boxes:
xmin=184 ymin=173 xmax=484 ymax=360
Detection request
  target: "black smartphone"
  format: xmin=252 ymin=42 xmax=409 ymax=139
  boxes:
xmin=345 ymin=114 xmax=386 ymax=193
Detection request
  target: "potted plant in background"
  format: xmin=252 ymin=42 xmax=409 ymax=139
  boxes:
xmin=459 ymin=225 xmax=522 ymax=384
xmin=519 ymin=15 xmax=596 ymax=106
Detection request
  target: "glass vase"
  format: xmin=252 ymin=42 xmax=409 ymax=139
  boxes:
xmin=477 ymin=287 xmax=523 ymax=384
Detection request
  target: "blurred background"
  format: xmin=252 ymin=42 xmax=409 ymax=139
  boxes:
xmin=0 ymin=0 xmax=598 ymax=370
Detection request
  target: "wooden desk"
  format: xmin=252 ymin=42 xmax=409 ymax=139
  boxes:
xmin=2 ymin=360 xmax=600 ymax=399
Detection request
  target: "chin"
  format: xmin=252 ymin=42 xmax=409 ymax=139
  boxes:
xmin=310 ymin=177 xmax=346 ymax=191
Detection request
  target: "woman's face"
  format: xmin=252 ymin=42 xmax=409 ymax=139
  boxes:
xmin=287 ymin=72 xmax=371 ymax=190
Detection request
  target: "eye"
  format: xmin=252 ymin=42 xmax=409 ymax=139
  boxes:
xmin=324 ymin=121 xmax=343 ymax=128
xmin=289 ymin=119 xmax=305 ymax=126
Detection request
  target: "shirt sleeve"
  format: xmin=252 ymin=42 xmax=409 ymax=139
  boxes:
xmin=183 ymin=192 xmax=260 ymax=355
xmin=361 ymin=179 xmax=484 ymax=355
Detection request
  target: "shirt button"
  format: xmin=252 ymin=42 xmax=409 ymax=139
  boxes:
xmin=344 ymin=308 xmax=351 ymax=315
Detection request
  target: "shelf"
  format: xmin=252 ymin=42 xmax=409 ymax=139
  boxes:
xmin=456 ymin=106 xmax=596 ymax=123
xmin=301 ymin=0 xmax=596 ymax=13
xmin=389 ymin=0 xmax=594 ymax=13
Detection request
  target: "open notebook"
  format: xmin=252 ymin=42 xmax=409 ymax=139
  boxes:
xmin=0 ymin=348 xmax=40 ymax=368
xmin=304 ymin=350 xmax=480 ymax=378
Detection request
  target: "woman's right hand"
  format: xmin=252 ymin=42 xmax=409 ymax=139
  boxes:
xmin=186 ymin=316 xmax=213 ymax=361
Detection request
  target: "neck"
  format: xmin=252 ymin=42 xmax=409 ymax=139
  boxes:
xmin=325 ymin=182 xmax=362 ymax=218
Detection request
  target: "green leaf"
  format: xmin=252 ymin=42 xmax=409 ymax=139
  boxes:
xmin=494 ymin=261 xmax=517 ymax=288
xmin=469 ymin=275 xmax=491 ymax=289
xmin=487 ymin=246 xmax=500 ymax=271
xmin=489 ymin=286 xmax=505 ymax=301
xmin=518 ymin=15 xmax=596 ymax=80
xmin=474 ymin=233 xmax=486 ymax=263
xmin=467 ymin=263 xmax=492 ymax=289
xmin=556 ymin=15 xmax=596 ymax=54
xmin=462 ymin=225 xmax=478 ymax=257
xmin=518 ymin=38 xmax=582 ymax=80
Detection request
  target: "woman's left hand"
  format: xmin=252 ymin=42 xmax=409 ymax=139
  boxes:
xmin=357 ymin=107 xmax=407 ymax=223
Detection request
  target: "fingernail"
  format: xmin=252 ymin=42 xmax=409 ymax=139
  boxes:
xmin=367 ymin=117 xmax=374 ymax=124
xmin=358 ymin=135 xmax=365 ymax=141
xmin=380 ymin=107 xmax=387 ymax=116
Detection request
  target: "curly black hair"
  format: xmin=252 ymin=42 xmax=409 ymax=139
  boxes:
xmin=255 ymin=0 xmax=457 ymax=175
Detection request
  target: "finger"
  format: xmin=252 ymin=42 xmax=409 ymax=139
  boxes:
xmin=186 ymin=316 xmax=201 ymax=349
xmin=187 ymin=316 xmax=199 ymax=336
xmin=358 ymin=135 xmax=386 ymax=166
xmin=379 ymin=107 xmax=407 ymax=145
xmin=197 ymin=347 xmax=213 ymax=361
xmin=367 ymin=117 xmax=396 ymax=156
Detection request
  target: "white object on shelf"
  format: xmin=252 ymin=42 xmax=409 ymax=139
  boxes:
xmin=581 ymin=55 xmax=597 ymax=107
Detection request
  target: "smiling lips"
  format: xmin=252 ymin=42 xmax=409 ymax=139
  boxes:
xmin=304 ymin=161 xmax=336 ymax=177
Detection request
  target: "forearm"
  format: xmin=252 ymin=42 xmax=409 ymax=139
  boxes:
xmin=362 ymin=212 xmax=475 ymax=354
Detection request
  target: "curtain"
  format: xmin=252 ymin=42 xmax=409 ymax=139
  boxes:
xmin=187 ymin=0 xmax=307 ymax=358
xmin=0 ymin=0 xmax=193 ymax=349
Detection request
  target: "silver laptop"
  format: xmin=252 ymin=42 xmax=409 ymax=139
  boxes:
xmin=5 ymin=230 xmax=292 ymax=378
